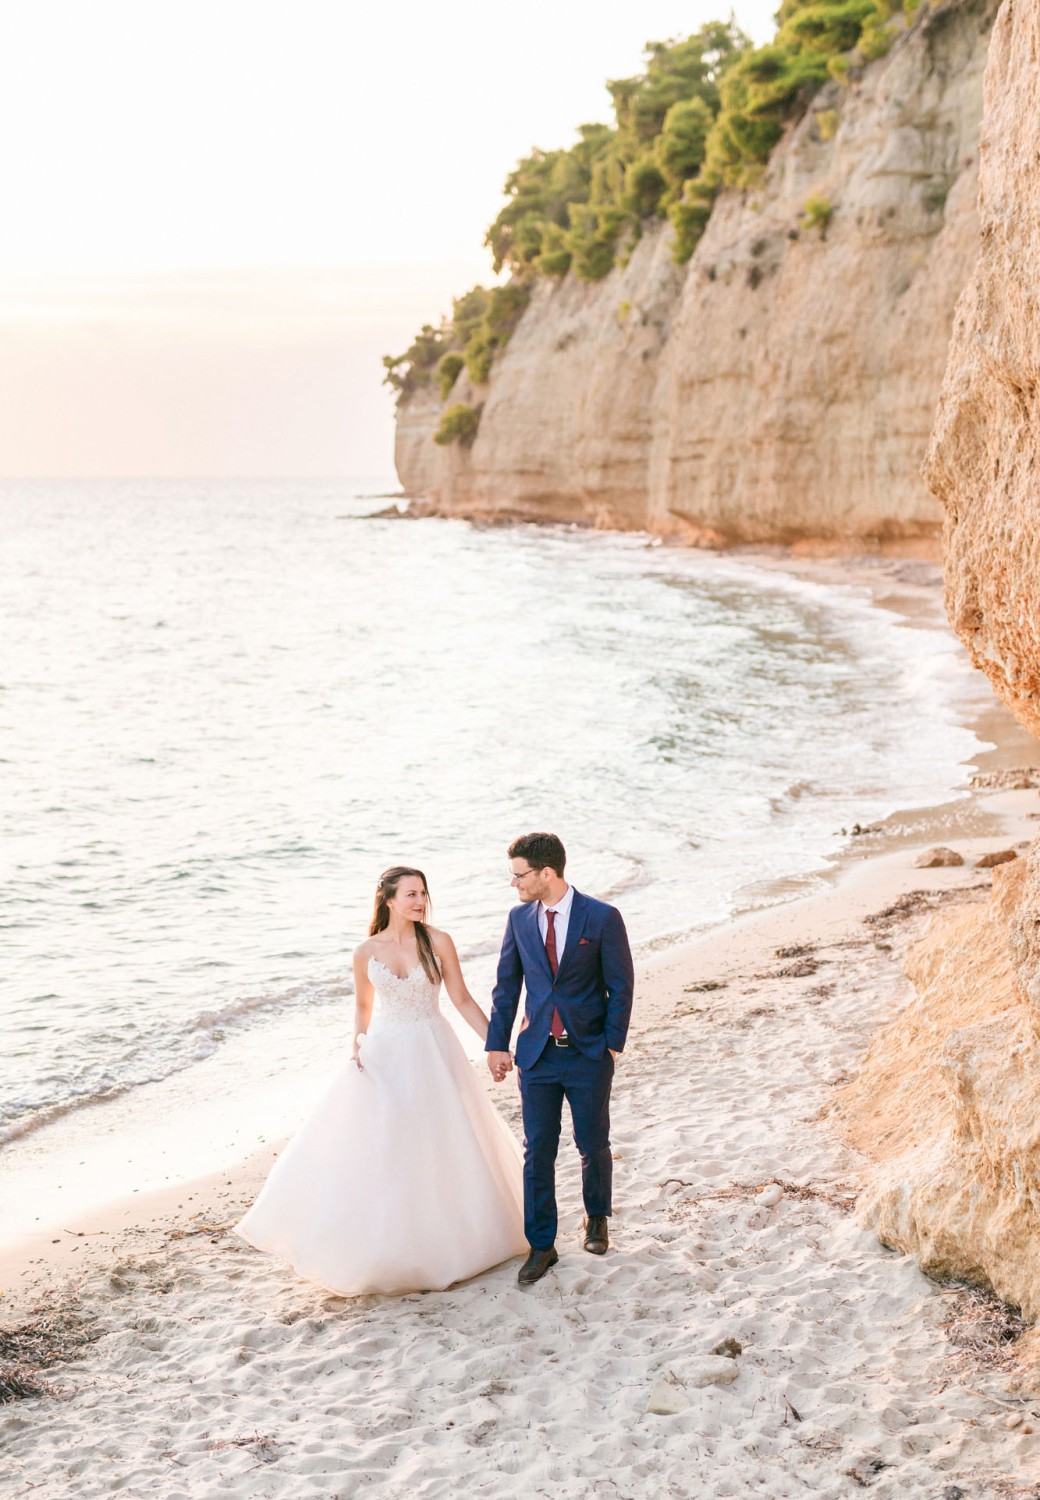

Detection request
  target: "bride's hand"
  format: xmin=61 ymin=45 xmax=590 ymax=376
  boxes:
xmin=352 ymin=1038 xmax=364 ymax=1072
xmin=487 ymin=1050 xmax=512 ymax=1083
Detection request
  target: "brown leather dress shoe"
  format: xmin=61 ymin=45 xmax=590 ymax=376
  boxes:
xmin=517 ymin=1247 xmax=558 ymax=1285
xmin=583 ymin=1215 xmax=609 ymax=1254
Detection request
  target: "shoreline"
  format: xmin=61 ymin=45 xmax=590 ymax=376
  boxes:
xmin=5 ymin=787 xmax=1040 ymax=1495
xmin=393 ymin=494 xmax=947 ymax=563
xmin=4 ymin=782 xmax=1036 ymax=1315
xmin=3 ymin=548 xmax=1037 ymax=1286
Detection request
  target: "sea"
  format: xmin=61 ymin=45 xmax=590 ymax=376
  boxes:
xmin=0 ymin=478 xmax=993 ymax=1170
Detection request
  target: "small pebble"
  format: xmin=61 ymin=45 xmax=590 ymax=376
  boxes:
xmin=684 ymin=1356 xmax=740 ymax=1388
xmin=1005 ymin=1410 xmax=1023 ymax=1430
xmin=646 ymin=1376 xmax=689 ymax=1416
xmin=757 ymin=1184 xmax=784 ymax=1208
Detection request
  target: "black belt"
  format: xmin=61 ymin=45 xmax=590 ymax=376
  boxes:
xmin=550 ymin=1034 xmax=571 ymax=1047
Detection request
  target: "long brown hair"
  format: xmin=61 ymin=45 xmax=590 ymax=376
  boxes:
xmin=369 ymin=866 xmax=440 ymax=985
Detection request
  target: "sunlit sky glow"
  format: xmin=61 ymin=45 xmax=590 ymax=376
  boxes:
xmin=1 ymin=0 xmax=777 ymax=478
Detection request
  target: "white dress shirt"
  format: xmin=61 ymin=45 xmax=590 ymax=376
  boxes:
xmin=538 ymin=883 xmax=574 ymax=964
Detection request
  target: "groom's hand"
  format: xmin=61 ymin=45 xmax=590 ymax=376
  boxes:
xmin=487 ymin=1050 xmax=513 ymax=1083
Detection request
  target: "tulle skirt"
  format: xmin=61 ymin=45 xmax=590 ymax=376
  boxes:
xmin=235 ymin=1015 xmax=526 ymax=1295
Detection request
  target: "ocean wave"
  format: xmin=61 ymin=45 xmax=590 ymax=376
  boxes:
xmin=0 ymin=972 xmax=354 ymax=1148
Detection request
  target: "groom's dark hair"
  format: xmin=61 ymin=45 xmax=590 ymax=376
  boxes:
xmin=509 ymin=832 xmax=566 ymax=877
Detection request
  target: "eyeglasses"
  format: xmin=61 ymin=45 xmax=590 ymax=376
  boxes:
xmin=510 ymin=868 xmax=537 ymax=884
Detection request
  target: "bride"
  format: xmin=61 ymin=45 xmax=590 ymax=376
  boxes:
xmin=235 ymin=866 xmax=526 ymax=1295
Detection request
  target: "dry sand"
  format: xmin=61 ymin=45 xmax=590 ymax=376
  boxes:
xmin=4 ymin=788 xmax=1040 ymax=1498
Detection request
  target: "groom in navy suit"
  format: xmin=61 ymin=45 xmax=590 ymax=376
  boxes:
xmin=487 ymin=832 xmax=634 ymax=1285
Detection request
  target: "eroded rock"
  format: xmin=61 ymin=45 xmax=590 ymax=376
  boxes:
xmin=913 ymin=846 xmax=964 ymax=868
xmin=975 ymin=848 xmax=1017 ymax=868
xmin=841 ymin=859 xmax=1040 ymax=1320
xmin=925 ymin=0 xmax=1040 ymax=736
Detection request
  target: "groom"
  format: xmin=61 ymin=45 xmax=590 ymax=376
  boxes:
xmin=487 ymin=832 xmax=634 ymax=1286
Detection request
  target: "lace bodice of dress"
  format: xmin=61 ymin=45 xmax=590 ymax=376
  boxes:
xmin=367 ymin=957 xmax=443 ymax=1029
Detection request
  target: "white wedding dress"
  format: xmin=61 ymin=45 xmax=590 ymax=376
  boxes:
xmin=235 ymin=957 xmax=526 ymax=1295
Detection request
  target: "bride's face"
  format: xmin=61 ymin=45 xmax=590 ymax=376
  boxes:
xmin=389 ymin=877 xmax=428 ymax=923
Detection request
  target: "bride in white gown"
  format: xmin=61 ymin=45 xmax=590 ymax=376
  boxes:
xmin=235 ymin=866 xmax=526 ymax=1295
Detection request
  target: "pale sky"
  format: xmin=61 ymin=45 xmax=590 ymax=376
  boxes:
xmin=0 ymin=0 xmax=777 ymax=479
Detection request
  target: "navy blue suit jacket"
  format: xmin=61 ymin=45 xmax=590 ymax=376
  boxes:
xmin=485 ymin=888 xmax=634 ymax=1069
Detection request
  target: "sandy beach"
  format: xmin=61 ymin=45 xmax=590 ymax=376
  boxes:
xmin=4 ymin=763 xmax=1040 ymax=1498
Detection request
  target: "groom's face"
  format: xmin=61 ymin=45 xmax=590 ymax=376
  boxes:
xmin=510 ymin=859 xmax=550 ymax=904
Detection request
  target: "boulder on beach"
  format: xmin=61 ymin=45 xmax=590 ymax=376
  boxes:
xmin=912 ymin=847 xmax=964 ymax=868
xmin=975 ymin=849 xmax=1017 ymax=869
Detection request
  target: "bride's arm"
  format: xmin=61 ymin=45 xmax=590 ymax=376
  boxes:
xmin=434 ymin=932 xmax=489 ymax=1043
xmin=350 ymin=946 xmax=376 ymax=1069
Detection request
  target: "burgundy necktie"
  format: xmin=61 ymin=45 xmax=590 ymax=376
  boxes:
xmin=546 ymin=909 xmax=564 ymax=1038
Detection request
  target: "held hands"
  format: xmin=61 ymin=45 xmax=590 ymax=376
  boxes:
xmin=487 ymin=1050 xmax=513 ymax=1084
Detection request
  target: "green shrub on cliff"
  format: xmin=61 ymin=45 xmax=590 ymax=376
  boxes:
xmin=382 ymin=323 xmax=452 ymax=400
xmin=534 ymin=223 xmax=573 ymax=277
xmin=697 ymin=0 xmax=921 ymax=196
xmin=436 ymin=352 xmax=464 ymax=399
xmin=668 ymin=179 xmax=719 ymax=263
xmin=463 ymin=283 xmax=532 ymax=381
xmin=657 ymin=96 xmax=714 ymax=190
xmin=624 ymin=157 xmax=668 ymax=219
xmin=434 ymin=403 xmax=481 ymax=448
xmin=384 ymin=282 xmax=532 ymax=408
xmin=800 ymin=191 xmax=834 ymax=234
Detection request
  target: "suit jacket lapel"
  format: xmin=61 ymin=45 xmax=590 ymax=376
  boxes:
xmin=554 ymin=889 xmax=588 ymax=983
xmin=522 ymin=899 xmax=554 ymax=985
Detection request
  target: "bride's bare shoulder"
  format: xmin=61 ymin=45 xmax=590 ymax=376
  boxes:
xmin=353 ymin=936 xmax=378 ymax=963
xmin=428 ymin=926 xmax=456 ymax=954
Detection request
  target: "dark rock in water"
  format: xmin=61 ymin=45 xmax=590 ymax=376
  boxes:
xmin=357 ymin=504 xmax=417 ymax=521
xmin=912 ymin=846 xmax=964 ymax=868
xmin=975 ymin=848 xmax=1017 ymax=868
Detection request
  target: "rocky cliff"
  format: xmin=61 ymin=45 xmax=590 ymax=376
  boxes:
xmin=844 ymin=0 xmax=1040 ymax=1328
xmin=924 ymin=0 xmax=1040 ymax=734
xmin=842 ymin=861 xmax=1040 ymax=1321
xmin=397 ymin=0 xmax=992 ymax=545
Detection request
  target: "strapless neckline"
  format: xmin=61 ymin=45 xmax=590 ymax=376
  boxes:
xmin=369 ymin=957 xmax=426 ymax=984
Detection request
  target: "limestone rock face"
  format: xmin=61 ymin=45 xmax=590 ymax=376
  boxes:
xmin=842 ymin=0 xmax=1040 ymax=1329
xmin=924 ymin=0 xmax=1040 ymax=736
xmin=841 ymin=859 xmax=1040 ymax=1319
xmin=397 ymin=0 xmax=991 ymax=544
xmin=398 ymin=229 xmax=685 ymax=531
